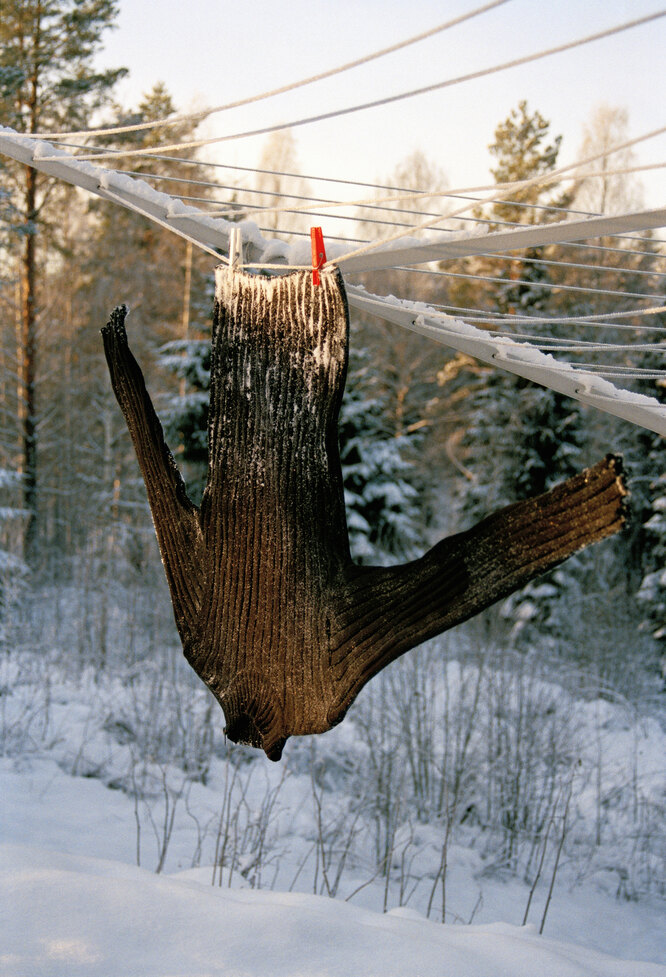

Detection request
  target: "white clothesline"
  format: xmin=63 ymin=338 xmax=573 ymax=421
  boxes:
xmin=381 ymin=264 xmax=664 ymax=303
xmin=7 ymin=124 xmax=661 ymax=276
xmin=22 ymin=0 xmax=510 ymax=140
xmin=328 ymin=207 xmax=666 ymax=272
xmin=329 ymin=125 xmax=666 ymax=267
xmin=164 ymin=162 xmax=666 ymax=223
xmin=109 ymin=168 xmax=666 ymax=261
xmin=0 ymin=124 xmax=663 ymax=435
xmin=128 ymin=171 xmax=666 ymax=259
xmin=31 ymin=10 xmax=666 ymax=162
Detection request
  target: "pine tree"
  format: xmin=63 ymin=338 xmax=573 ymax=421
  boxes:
xmin=487 ymin=101 xmax=574 ymax=314
xmin=460 ymin=103 xmax=585 ymax=646
xmin=463 ymin=103 xmax=583 ymax=514
xmin=0 ymin=0 xmax=126 ymax=566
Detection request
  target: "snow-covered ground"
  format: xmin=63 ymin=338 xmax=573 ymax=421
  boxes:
xmin=3 ymin=841 xmax=664 ymax=977
xmin=1 ymin=643 xmax=665 ymax=976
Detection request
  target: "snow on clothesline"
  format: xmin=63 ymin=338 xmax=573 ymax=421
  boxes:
xmin=9 ymin=124 xmax=664 ymax=279
xmin=34 ymin=126 xmax=666 ymax=268
xmin=327 ymin=126 xmax=666 ymax=268
xmin=346 ymin=286 xmax=666 ymax=436
xmin=0 ymin=125 xmax=663 ymax=435
xmin=113 ymin=166 xmax=666 ymax=288
xmin=110 ymin=161 xmax=666 ymax=256
xmin=0 ymin=127 xmax=278 ymax=267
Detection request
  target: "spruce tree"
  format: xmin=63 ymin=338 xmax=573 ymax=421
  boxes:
xmin=635 ymin=380 xmax=666 ymax=682
xmin=339 ymin=347 xmax=423 ymax=563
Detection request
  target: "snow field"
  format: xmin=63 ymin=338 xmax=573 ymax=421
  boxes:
xmin=1 ymin=637 xmax=665 ymax=975
xmin=3 ymin=842 xmax=665 ymax=977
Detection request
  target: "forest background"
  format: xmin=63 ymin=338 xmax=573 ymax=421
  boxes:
xmin=0 ymin=0 xmax=664 ymax=946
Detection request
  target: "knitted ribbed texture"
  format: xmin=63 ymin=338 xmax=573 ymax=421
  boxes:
xmin=102 ymin=269 xmax=627 ymax=760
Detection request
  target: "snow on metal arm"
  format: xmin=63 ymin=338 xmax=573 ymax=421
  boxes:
xmin=346 ymin=286 xmax=666 ymax=437
xmin=0 ymin=125 xmax=285 ymax=268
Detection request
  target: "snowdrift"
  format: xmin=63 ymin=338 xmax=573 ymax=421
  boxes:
xmin=3 ymin=843 xmax=664 ymax=977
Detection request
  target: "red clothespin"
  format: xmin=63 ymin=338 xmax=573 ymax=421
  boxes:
xmin=310 ymin=226 xmax=326 ymax=286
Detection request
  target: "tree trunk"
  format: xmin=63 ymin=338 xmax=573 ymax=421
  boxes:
xmin=19 ymin=162 xmax=38 ymax=567
xmin=102 ymin=267 xmax=628 ymax=760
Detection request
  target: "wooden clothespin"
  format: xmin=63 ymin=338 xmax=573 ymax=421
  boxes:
xmin=310 ymin=226 xmax=326 ymax=286
xmin=228 ymin=227 xmax=243 ymax=281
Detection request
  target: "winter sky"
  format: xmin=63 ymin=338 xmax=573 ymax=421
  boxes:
xmin=95 ymin=0 xmax=666 ymax=206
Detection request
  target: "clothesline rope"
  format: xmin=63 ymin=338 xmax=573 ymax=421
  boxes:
xmin=165 ymin=188 xmax=666 ymax=265
xmin=236 ymin=222 xmax=664 ymax=291
xmin=125 ymin=169 xmax=666 ymax=249
xmin=567 ymin=366 xmax=666 ymax=379
xmin=120 ymin=154 xmax=666 ymax=204
xmin=431 ymin=310 xmax=666 ymax=334
xmin=491 ymin=337 xmax=665 ymax=352
xmin=346 ymin=287 xmax=666 ymax=434
xmin=1 ymin=125 xmax=662 ymax=434
xmin=434 ymin=304 xmax=666 ymax=331
xmin=32 ymin=10 xmax=666 ymax=162
xmin=167 ymin=162 xmax=666 ymax=223
xmin=330 ymin=126 xmax=666 ymax=267
xmin=97 ymin=173 xmax=665 ymax=389
xmin=351 ymin=288 xmax=665 ymax=334
xmin=22 ymin=0 xmax=511 ymax=140
xmin=386 ymin=266 xmax=664 ymax=303
xmin=111 ymin=168 xmax=666 ymax=261
xmin=165 ymin=183 xmax=662 ymax=306
xmin=113 ymin=170 xmax=600 ymax=221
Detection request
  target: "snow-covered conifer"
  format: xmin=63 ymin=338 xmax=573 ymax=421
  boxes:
xmin=636 ymin=382 xmax=666 ymax=678
xmin=339 ymin=347 xmax=423 ymax=564
xmin=160 ymin=278 xmax=213 ymax=506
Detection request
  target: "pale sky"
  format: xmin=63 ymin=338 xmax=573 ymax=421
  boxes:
xmin=96 ymin=0 xmax=665 ymax=207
